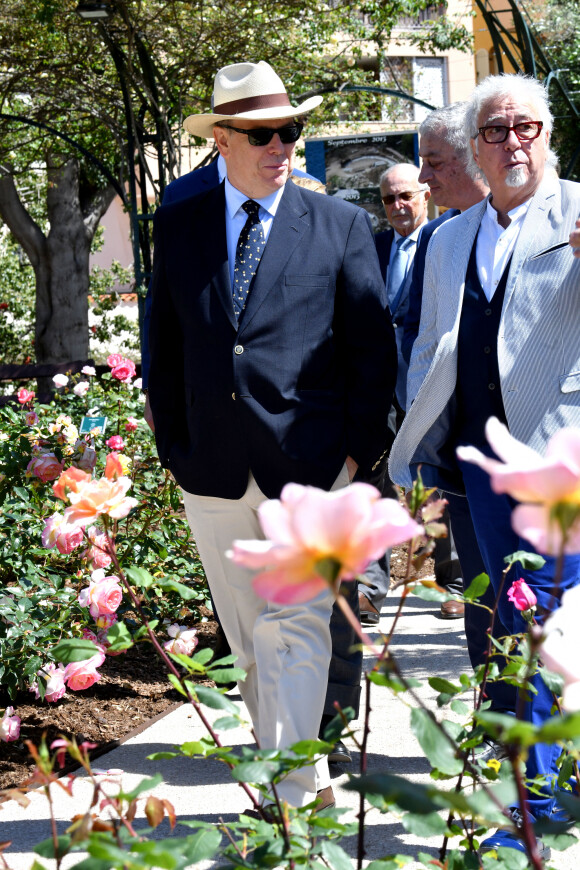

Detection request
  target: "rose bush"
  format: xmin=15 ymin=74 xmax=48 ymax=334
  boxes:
xmin=0 ymin=357 xmax=208 ymax=702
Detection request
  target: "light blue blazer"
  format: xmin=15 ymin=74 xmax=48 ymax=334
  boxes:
xmin=389 ymin=176 xmax=580 ymax=491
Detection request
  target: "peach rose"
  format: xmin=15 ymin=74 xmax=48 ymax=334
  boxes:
xmin=64 ymin=652 xmax=105 ymax=691
xmin=63 ymin=476 xmax=138 ymax=529
xmin=53 ymin=466 xmax=92 ymax=502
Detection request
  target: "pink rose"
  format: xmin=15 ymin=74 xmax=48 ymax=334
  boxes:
xmin=78 ymin=571 xmax=123 ymax=619
xmin=82 ymin=365 xmax=96 ymax=376
xmin=41 ymin=512 xmax=84 ymax=554
xmin=106 ymin=354 xmax=124 ymax=368
xmin=95 ymin=612 xmax=118 ymax=629
xmin=0 ymin=707 xmax=21 ymax=742
xmin=163 ymin=624 xmax=198 ymax=656
xmin=17 ymin=387 xmax=35 ymax=404
xmin=110 ymin=358 xmax=136 ymax=383
xmin=64 ymin=652 xmax=105 ymax=692
xmin=81 ymin=527 xmax=112 ymax=569
xmin=30 ymin=663 xmax=67 ymax=703
xmin=106 ymin=435 xmax=125 ymax=451
xmin=73 ymin=381 xmax=90 ymax=397
xmin=124 ymin=417 xmax=138 ymax=433
xmin=27 ymin=452 xmax=65 ymax=483
xmin=52 ymin=374 xmax=69 ymax=387
xmin=507 ymin=579 xmax=537 ymax=612
xmin=229 ymin=482 xmax=423 ymax=605
xmin=25 ymin=410 xmax=39 ymax=426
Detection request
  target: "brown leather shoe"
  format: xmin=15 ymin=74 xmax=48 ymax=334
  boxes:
xmin=315 ymin=785 xmax=335 ymax=810
xmin=358 ymin=592 xmax=380 ymax=625
xmin=440 ymin=598 xmax=465 ymax=619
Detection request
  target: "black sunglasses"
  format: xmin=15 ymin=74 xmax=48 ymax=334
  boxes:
xmin=218 ymin=122 xmax=303 ymax=147
xmin=381 ymin=189 xmax=425 ymax=206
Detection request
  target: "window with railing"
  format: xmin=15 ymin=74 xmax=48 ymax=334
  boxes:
xmin=394 ymin=4 xmax=445 ymax=29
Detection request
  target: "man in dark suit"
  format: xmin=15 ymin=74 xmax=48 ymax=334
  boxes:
xmin=148 ymin=61 xmax=396 ymax=811
xmin=355 ymin=164 xmax=429 ymax=627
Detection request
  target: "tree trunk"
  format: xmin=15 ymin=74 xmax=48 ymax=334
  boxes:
xmin=0 ymin=155 xmax=116 ymax=366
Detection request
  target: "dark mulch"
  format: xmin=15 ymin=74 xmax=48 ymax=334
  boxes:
xmin=0 ymin=608 xmax=225 ymax=790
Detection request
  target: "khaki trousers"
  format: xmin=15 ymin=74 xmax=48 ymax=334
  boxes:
xmin=181 ymin=465 xmax=349 ymax=807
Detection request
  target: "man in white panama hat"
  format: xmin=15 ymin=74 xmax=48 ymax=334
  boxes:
xmin=148 ymin=60 xmax=396 ymax=813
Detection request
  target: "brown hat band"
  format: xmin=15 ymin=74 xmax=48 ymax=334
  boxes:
xmin=213 ymin=92 xmax=292 ymax=115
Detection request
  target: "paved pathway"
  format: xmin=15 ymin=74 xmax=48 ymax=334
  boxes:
xmin=2 ymin=592 xmax=579 ymax=868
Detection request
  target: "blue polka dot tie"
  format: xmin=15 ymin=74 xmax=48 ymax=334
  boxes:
xmin=232 ymin=200 xmax=265 ymax=322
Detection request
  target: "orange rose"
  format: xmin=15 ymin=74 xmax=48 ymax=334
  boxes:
xmin=53 ymin=466 xmax=92 ymax=502
xmin=64 ymin=476 xmax=138 ymax=528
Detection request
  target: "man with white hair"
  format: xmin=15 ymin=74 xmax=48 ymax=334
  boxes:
xmin=389 ymin=74 xmax=580 ymax=858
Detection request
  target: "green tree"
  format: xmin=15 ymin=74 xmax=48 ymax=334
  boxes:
xmin=0 ymin=0 xmax=472 ymax=365
xmin=526 ymin=0 xmax=580 ymax=180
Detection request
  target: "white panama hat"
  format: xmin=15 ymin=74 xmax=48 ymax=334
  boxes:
xmin=183 ymin=61 xmax=323 ymax=140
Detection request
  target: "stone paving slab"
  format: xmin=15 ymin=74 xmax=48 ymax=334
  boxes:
xmin=1 ymin=592 xmax=579 ymax=868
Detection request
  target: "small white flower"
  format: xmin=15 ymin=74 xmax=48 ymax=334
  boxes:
xmin=52 ymin=374 xmax=69 ymax=387
xmin=82 ymin=366 xmax=96 ymax=376
xmin=133 ymin=378 xmax=143 ymax=390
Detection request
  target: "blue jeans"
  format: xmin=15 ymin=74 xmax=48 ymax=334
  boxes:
xmin=459 ymin=457 xmax=580 ymax=818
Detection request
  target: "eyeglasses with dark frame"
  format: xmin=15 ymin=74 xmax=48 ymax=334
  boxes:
xmin=218 ymin=122 xmax=303 ymax=147
xmin=381 ymin=189 xmax=426 ymax=206
xmin=476 ymin=121 xmax=544 ymax=145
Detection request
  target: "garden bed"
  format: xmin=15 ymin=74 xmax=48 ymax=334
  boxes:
xmin=0 ymin=608 xmax=223 ymax=789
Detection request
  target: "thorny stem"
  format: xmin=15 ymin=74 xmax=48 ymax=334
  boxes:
xmin=356 ymin=674 xmax=372 ymax=870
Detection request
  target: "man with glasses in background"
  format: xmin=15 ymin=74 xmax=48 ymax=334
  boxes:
xmin=389 ymin=74 xmax=580 ymax=858
xmin=148 ymin=61 xmax=396 ymax=814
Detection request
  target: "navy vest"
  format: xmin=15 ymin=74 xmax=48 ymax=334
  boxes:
xmin=454 ymin=239 xmax=510 ymax=449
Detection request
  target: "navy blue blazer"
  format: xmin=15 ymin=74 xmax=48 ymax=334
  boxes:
xmin=149 ymin=180 xmax=397 ymax=499
xmin=401 ymin=209 xmax=459 ymax=364
xmin=141 ymin=162 xmax=221 ymax=386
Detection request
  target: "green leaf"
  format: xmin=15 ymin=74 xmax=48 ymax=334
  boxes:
xmin=232 ymin=759 xmax=284 ymax=784
xmin=207 ymin=666 xmax=245 ymax=684
xmin=34 ymin=835 xmax=71 ymax=859
xmin=401 ymin=810 xmax=447 ymax=836
xmin=504 ymin=551 xmax=546 ymax=571
xmin=167 ymin=673 xmax=187 ymax=696
xmin=541 ymin=832 xmax=577 ymax=851
xmin=410 ymin=708 xmax=463 ymax=775
xmin=155 ymin=577 xmax=199 ymax=600
xmin=194 ymin=685 xmax=239 ymax=713
xmin=320 ymin=840 xmax=353 ymax=870
xmin=366 ymin=860 xmax=413 ymax=870
xmin=463 ymin=572 xmax=490 ymax=601
xmin=105 ymin=621 xmax=133 ymax=652
xmin=539 ymin=666 xmax=565 ymax=695
xmin=213 ymin=716 xmax=243 ymax=730
xmin=125 ymin=566 xmax=155 ymax=588
xmin=51 ymin=638 xmax=100 ymax=663
xmin=117 ymin=774 xmax=163 ymax=802
xmin=450 ymin=699 xmax=471 ymax=716
xmin=536 ymin=711 xmax=580 ymax=742
xmin=192 ymin=647 xmax=214 ymax=666
xmin=409 ymin=584 xmax=449 ymax=602
xmin=428 ymin=677 xmax=461 ymax=695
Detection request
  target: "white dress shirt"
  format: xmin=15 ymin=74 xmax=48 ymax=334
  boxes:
xmin=476 ymin=198 xmax=532 ymax=301
xmin=224 ymin=179 xmax=285 ymax=288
